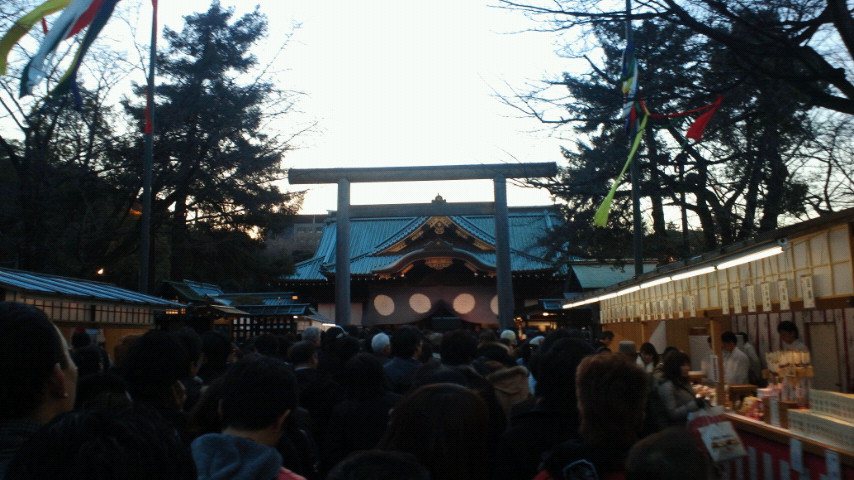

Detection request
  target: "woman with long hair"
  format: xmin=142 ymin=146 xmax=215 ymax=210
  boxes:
xmin=657 ymin=351 xmax=705 ymax=425
xmin=377 ymin=383 xmax=489 ymax=480
xmin=637 ymin=342 xmax=659 ymax=374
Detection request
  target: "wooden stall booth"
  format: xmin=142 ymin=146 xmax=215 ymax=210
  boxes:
xmin=0 ymin=267 xmax=185 ymax=356
xmin=562 ymin=208 xmax=854 ymax=479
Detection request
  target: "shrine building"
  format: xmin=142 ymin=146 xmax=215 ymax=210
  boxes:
xmin=279 ymin=195 xmax=570 ymax=330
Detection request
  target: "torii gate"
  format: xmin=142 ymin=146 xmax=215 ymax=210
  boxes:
xmin=288 ymin=163 xmax=558 ymax=330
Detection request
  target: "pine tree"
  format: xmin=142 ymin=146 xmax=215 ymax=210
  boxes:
xmin=125 ymin=1 xmax=302 ymax=286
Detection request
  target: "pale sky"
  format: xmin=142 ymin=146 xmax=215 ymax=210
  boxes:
xmin=152 ymin=1 xmax=572 ymax=213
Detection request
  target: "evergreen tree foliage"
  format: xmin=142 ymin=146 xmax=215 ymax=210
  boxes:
xmin=0 ymin=1 xmax=302 ymax=290
xmin=123 ymin=1 xmax=302 ymax=287
xmin=514 ymin=10 xmax=844 ymax=263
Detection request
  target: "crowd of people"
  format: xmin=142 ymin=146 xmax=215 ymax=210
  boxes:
xmin=2 ymin=300 xmax=774 ymax=480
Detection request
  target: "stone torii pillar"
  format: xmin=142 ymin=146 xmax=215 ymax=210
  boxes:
xmin=288 ymin=163 xmax=558 ymax=329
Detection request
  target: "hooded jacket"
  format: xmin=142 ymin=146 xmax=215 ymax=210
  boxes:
xmin=192 ymin=433 xmax=305 ymax=480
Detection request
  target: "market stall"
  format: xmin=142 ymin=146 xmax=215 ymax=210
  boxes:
xmin=562 ymin=208 xmax=854 ymax=478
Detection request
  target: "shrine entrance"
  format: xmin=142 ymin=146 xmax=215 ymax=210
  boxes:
xmin=288 ymin=163 xmax=557 ymax=330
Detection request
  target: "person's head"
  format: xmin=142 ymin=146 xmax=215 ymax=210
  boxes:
xmin=475 ymin=342 xmax=515 ymax=368
xmin=526 ymin=329 xmax=572 ymax=380
xmin=71 ymin=330 xmax=92 ymax=351
xmin=252 ymin=333 xmax=280 ymax=358
xmin=340 ymin=353 xmax=389 ymax=401
xmin=200 ymin=330 xmax=232 ymax=366
xmin=477 ymin=329 xmax=499 ymax=345
xmin=378 ymin=383 xmax=489 ymax=480
xmin=371 ymin=332 xmax=391 ymax=356
xmin=288 ymin=340 xmax=318 ymax=367
xmin=737 ymin=331 xmax=749 ymax=344
xmin=441 ymin=329 xmax=478 ymax=366
xmin=72 ymin=344 xmax=105 ymax=378
xmin=112 ymin=334 xmax=142 ymax=368
xmin=391 ymin=325 xmax=422 ymax=360
xmin=626 ymin=427 xmax=715 ymax=480
xmin=173 ymin=327 xmax=202 ymax=376
xmin=576 ymin=352 xmax=648 ymax=448
xmin=120 ymin=330 xmax=190 ymax=409
xmin=336 ymin=334 xmax=362 ymax=366
xmin=638 ymin=342 xmax=659 ymax=366
xmin=721 ymin=331 xmax=738 ymax=352
xmin=618 ymin=340 xmax=638 ymax=359
xmin=187 ymin=377 xmax=226 ymax=438
xmin=661 ymin=351 xmax=691 ymax=384
xmin=5 ymin=405 xmax=196 ymax=480
xmin=323 ymin=326 xmax=345 ymax=349
xmin=778 ymin=321 xmax=800 ymax=345
xmin=537 ymin=328 xmax=573 ymax=355
xmin=302 ymin=326 xmax=322 ymax=346
xmin=661 ymin=346 xmax=679 ymax=361
xmin=0 ymin=302 xmax=76 ymax=423
xmin=326 ymin=450 xmax=431 ymax=480
xmin=219 ymin=354 xmax=298 ymax=444
xmin=599 ymin=331 xmax=615 ymax=346
xmin=499 ymin=329 xmax=517 ymax=347
xmin=535 ymin=338 xmax=594 ymax=408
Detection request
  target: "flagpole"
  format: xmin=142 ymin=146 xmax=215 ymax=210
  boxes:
xmin=626 ymin=0 xmax=643 ymax=277
xmin=138 ymin=0 xmax=157 ymax=293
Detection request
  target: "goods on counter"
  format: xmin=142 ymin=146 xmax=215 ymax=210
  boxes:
xmin=737 ymin=396 xmax=762 ymax=419
xmin=785 ymin=390 xmax=854 ymax=451
xmin=765 ymin=350 xmax=813 ymax=407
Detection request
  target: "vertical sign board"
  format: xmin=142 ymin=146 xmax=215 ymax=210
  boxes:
xmin=761 ymin=282 xmax=772 ymax=312
xmin=721 ymin=288 xmax=730 ymax=315
xmin=801 ymin=275 xmax=816 ymax=309
xmin=732 ymin=287 xmax=742 ymax=314
xmin=746 ymin=284 xmax=757 ymax=313
xmin=778 ymin=279 xmax=790 ymax=311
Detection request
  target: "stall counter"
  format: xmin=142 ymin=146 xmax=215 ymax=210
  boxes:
xmin=720 ymin=413 xmax=854 ymax=479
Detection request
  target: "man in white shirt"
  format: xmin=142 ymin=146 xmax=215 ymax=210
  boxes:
xmin=721 ymin=331 xmax=750 ymax=385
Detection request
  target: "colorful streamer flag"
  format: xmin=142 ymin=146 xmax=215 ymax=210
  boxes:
xmin=51 ymin=0 xmax=120 ymax=108
xmin=0 ymin=0 xmax=72 ymax=75
xmin=594 ymin=40 xmax=643 ymax=228
xmin=18 ymin=0 xmax=100 ymax=97
xmin=621 ymin=41 xmax=639 ymax=135
xmin=642 ymin=95 xmax=723 ymax=140
xmin=593 ymin=95 xmax=724 ymax=227
xmin=64 ymin=0 xmax=106 ymax=39
xmin=594 ymin=104 xmax=649 ymax=227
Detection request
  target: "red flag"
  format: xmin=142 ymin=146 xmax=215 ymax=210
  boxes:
xmin=64 ymin=0 xmax=104 ymax=38
xmin=686 ymin=95 xmax=723 ymax=140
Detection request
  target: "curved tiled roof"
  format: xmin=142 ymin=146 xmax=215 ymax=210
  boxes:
xmin=285 ymin=208 xmax=562 ymax=281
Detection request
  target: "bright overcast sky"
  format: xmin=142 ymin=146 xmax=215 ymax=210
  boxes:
xmin=152 ymin=1 xmax=572 ymax=214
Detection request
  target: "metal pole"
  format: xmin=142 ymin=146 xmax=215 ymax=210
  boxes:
xmin=626 ymin=0 xmax=643 ymax=277
xmin=139 ymin=1 xmax=157 ymax=293
xmin=335 ymin=178 xmax=351 ymax=326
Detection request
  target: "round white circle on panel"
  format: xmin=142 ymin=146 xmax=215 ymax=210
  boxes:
xmin=453 ymin=293 xmax=476 ymax=314
xmin=374 ymin=295 xmax=395 ymax=316
xmin=490 ymin=295 xmax=499 ymax=315
xmin=409 ymin=293 xmax=431 ymax=314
